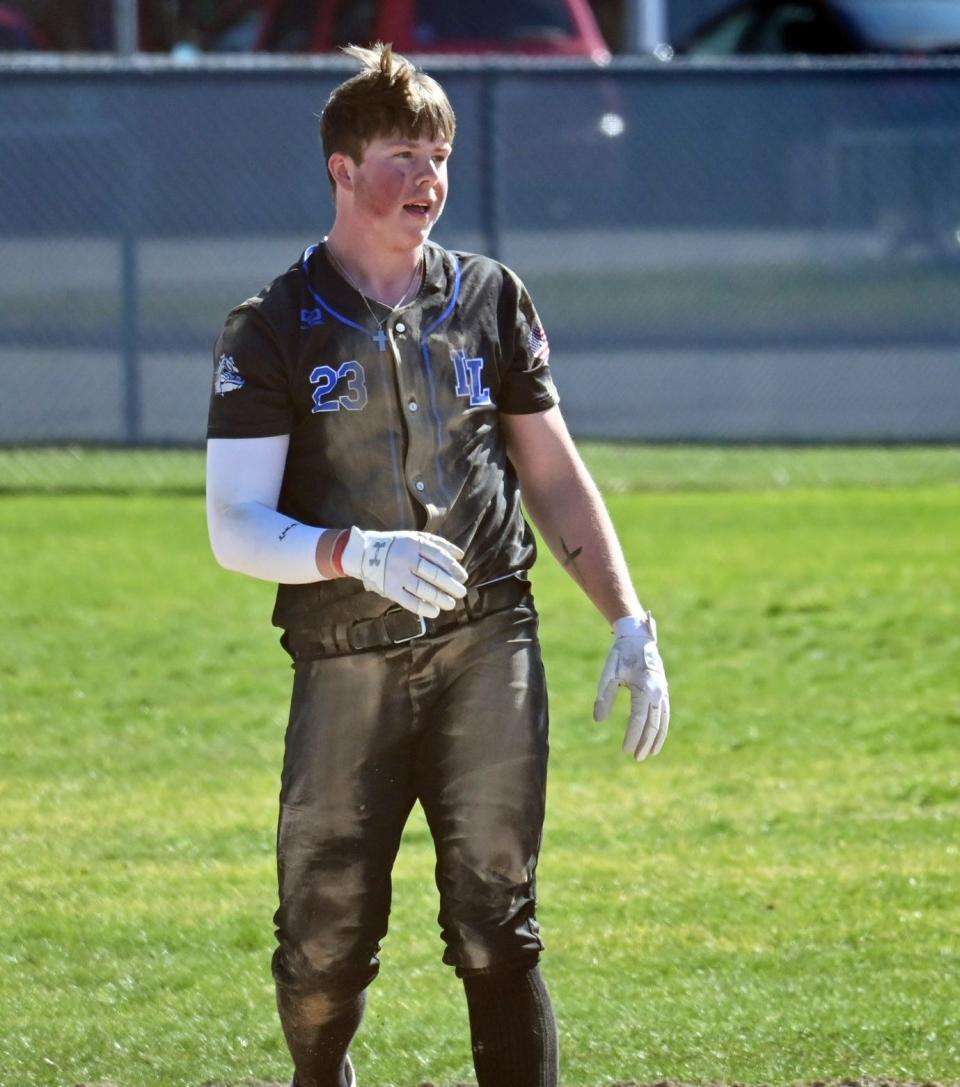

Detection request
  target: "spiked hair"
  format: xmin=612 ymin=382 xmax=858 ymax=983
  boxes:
xmin=320 ymin=43 xmax=456 ymax=189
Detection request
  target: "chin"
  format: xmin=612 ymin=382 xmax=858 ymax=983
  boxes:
xmin=402 ymin=222 xmax=435 ymax=246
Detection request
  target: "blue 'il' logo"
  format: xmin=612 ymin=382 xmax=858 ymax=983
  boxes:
xmin=453 ymin=351 xmax=492 ymax=407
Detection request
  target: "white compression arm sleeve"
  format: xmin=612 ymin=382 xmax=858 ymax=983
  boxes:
xmin=206 ymin=436 xmax=328 ymax=584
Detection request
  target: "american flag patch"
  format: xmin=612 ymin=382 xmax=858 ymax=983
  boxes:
xmin=528 ymin=322 xmax=549 ymax=362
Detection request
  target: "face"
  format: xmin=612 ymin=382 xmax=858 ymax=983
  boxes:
xmin=339 ymin=133 xmax=451 ymax=248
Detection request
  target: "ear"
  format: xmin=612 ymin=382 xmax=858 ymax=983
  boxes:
xmin=328 ymin=152 xmax=355 ymax=193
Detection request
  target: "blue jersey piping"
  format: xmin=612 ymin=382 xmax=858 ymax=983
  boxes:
xmin=418 ymin=253 xmax=462 ymax=506
xmin=301 ymin=245 xmax=370 ymax=337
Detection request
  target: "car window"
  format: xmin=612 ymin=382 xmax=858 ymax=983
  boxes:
xmin=686 ymin=8 xmax=758 ymax=55
xmin=839 ymin=0 xmax=960 ymax=51
xmin=332 ymin=0 xmax=376 ymax=47
xmin=751 ymin=2 xmax=851 ymax=54
xmin=413 ymin=0 xmax=574 ymax=44
xmin=264 ymin=0 xmax=315 ymax=51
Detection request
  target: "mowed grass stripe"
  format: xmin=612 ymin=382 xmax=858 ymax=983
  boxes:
xmin=1 ymin=470 xmax=958 ymax=1086
xmin=1 ymin=444 xmax=959 ymax=494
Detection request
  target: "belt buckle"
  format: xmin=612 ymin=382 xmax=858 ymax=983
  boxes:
xmin=385 ymin=608 xmax=427 ymax=644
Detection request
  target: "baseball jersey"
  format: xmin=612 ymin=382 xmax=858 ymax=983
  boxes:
xmin=207 ymin=240 xmax=558 ymax=635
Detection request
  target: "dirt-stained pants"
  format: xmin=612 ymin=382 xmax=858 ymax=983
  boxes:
xmin=272 ymin=601 xmax=549 ymax=1015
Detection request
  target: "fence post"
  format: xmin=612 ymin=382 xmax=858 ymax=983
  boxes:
xmin=626 ymin=0 xmax=667 ymax=53
xmin=120 ymin=229 xmax=141 ymax=444
xmin=114 ymin=0 xmax=138 ymax=56
xmin=120 ymin=72 xmax=141 ymax=444
xmin=480 ymin=70 xmax=501 ymax=262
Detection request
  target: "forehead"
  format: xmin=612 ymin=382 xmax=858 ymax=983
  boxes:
xmin=364 ymin=132 xmax=453 ymax=153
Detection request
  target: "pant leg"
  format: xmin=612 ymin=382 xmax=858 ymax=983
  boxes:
xmin=272 ymin=647 xmax=418 ymax=1008
xmin=413 ymin=602 xmax=549 ymax=975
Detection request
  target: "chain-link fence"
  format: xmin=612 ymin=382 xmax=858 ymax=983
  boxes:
xmin=2 ymin=54 xmax=959 ymax=453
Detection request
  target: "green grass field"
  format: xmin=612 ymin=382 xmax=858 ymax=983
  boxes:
xmin=1 ymin=447 xmax=958 ymax=1087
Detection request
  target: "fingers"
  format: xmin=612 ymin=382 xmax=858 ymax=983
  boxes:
xmin=621 ymin=690 xmax=652 ymax=758
xmin=409 ymin=549 xmax=467 ymax=615
xmin=404 ymin=573 xmax=460 ymax=615
xmin=592 ymin=650 xmax=620 ymax=722
xmin=622 ymin=690 xmax=668 ymax=762
xmin=374 ymin=534 xmax=468 ymax=615
xmin=651 ymin=695 xmax=670 ymax=756
xmin=397 ymin=586 xmax=442 ymax=619
xmin=417 ymin=532 xmax=465 ymax=563
xmin=415 ymin=552 xmax=468 ymax=600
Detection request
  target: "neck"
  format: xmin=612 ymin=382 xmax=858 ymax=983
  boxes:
xmin=325 ymin=224 xmax=424 ymax=307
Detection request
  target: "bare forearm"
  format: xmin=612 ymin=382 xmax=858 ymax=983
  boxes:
xmin=521 ymin=458 xmax=643 ymax=626
xmin=502 ymin=407 xmax=647 ymax=625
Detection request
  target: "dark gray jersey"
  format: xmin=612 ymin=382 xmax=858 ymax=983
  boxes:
xmin=208 ymin=240 xmax=558 ymax=634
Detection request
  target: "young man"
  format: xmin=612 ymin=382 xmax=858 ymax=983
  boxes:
xmin=206 ymin=43 xmax=670 ymax=1087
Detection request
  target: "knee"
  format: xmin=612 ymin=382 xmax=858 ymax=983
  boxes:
xmin=272 ymin=915 xmax=381 ymax=1004
xmin=438 ymin=857 xmax=544 ymax=974
xmin=272 ymin=942 xmax=379 ymax=1003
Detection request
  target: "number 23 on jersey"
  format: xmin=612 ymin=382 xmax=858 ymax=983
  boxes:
xmin=309 ymin=361 xmax=368 ymax=413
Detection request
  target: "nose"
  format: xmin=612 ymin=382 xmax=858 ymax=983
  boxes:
xmin=416 ymin=158 xmax=441 ymax=186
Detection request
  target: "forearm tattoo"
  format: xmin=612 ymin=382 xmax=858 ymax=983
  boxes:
xmin=559 ymin=536 xmax=584 ymax=577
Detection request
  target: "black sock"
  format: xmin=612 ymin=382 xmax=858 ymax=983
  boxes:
xmin=463 ymin=964 xmax=558 ymax=1087
xmin=278 ymin=989 xmax=364 ymax=1087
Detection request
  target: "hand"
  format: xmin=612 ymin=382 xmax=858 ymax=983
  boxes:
xmin=593 ymin=613 xmax=670 ymax=762
xmin=340 ymin=527 xmax=468 ymax=618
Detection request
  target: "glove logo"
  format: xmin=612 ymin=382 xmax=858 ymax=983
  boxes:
xmin=452 ymin=351 xmax=493 ymax=408
xmin=368 ymin=539 xmax=388 ymax=568
xmin=214 ymin=354 xmax=245 ymax=396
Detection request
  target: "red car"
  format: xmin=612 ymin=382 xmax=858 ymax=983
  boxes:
xmin=250 ymin=0 xmax=611 ymax=61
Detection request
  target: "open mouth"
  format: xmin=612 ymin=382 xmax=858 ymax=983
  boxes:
xmin=403 ymin=201 xmax=431 ymax=218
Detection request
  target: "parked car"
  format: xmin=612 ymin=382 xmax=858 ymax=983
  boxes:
xmin=676 ymin=0 xmax=960 ymax=56
xmin=0 ymin=2 xmax=44 ymax=49
xmin=208 ymin=0 xmax=610 ymax=60
xmin=199 ymin=0 xmax=621 ymax=227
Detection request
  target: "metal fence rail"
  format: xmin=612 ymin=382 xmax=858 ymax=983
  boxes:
xmin=2 ymin=55 xmax=959 ymax=445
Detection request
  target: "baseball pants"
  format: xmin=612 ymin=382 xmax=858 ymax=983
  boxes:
xmin=271 ymin=598 xmax=549 ymax=1005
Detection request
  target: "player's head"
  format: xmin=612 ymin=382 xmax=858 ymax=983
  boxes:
xmin=320 ymin=43 xmax=456 ymax=194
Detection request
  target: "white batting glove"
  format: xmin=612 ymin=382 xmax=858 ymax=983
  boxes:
xmin=339 ymin=527 xmax=468 ymax=619
xmin=593 ymin=613 xmax=670 ymax=762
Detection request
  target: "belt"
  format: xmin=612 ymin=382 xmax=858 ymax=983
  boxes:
xmin=284 ymin=574 xmax=531 ymax=661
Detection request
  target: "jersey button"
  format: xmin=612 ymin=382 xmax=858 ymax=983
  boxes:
xmin=414 ymin=480 xmax=426 ymax=492
xmin=395 ymin=321 xmax=407 ymax=334
xmin=408 ymin=400 xmax=418 ymax=412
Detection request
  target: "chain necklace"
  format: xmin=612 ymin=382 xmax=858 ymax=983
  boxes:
xmin=324 ymin=240 xmax=423 ymax=353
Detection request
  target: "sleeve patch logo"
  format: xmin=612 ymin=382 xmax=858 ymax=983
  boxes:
xmin=528 ymin=322 xmax=549 ymax=363
xmin=214 ymin=354 xmax=245 ymax=396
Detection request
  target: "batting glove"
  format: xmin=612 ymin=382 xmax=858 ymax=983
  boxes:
xmin=593 ymin=613 xmax=670 ymax=762
xmin=339 ymin=527 xmax=468 ymax=619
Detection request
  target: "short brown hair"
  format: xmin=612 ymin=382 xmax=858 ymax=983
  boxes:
xmin=320 ymin=43 xmax=456 ymax=181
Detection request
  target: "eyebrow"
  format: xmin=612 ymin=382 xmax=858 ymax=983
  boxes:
xmin=387 ymin=138 xmax=452 ymax=150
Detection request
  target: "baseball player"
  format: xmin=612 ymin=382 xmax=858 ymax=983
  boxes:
xmin=206 ymin=44 xmax=670 ymax=1087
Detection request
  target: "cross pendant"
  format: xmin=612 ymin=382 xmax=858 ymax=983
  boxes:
xmin=373 ymin=327 xmax=388 ymax=352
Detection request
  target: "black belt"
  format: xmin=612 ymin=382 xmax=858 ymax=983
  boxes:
xmin=283 ymin=574 xmax=531 ymax=660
